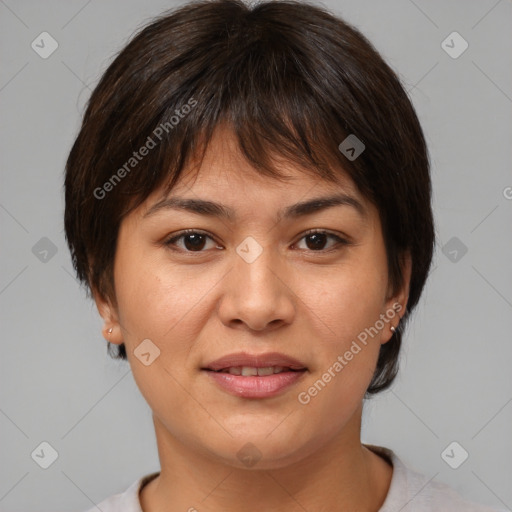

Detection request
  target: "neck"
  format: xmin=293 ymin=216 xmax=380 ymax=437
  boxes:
xmin=140 ymin=404 xmax=392 ymax=512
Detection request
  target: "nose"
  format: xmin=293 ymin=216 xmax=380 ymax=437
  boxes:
xmin=217 ymin=242 xmax=296 ymax=332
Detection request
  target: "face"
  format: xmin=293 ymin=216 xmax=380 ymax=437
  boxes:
xmin=96 ymin=124 xmax=410 ymax=470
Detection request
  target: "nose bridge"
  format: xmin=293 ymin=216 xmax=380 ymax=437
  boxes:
xmin=219 ymin=236 xmax=295 ymax=330
xmin=237 ymin=240 xmax=279 ymax=295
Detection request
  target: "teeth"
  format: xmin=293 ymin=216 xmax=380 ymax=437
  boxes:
xmin=256 ymin=366 xmax=274 ymax=376
xmin=219 ymin=366 xmax=288 ymax=376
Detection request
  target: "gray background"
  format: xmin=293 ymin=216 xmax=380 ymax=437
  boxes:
xmin=1 ymin=0 xmax=511 ymax=510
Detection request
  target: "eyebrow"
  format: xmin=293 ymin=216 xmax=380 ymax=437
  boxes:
xmin=143 ymin=193 xmax=367 ymax=221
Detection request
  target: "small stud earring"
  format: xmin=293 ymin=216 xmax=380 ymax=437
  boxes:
xmin=390 ymin=325 xmax=396 ymax=334
xmin=108 ymin=327 xmax=113 ymax=335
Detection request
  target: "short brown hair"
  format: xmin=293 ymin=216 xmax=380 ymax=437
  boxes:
xmin=64 ymin=0 xmax=435 ymax=395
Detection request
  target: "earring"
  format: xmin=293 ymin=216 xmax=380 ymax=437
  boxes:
xmin=390 ymin=325 xmax=396 ymax=334
xmin=107 ymin=327 xmax=113 ymax=336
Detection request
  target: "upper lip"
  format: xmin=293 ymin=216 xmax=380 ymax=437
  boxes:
xmin=203 ymin=352 xmax=308 ymax=371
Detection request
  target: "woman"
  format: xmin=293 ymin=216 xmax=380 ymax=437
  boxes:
xmin=64 ymin=0 xmax=504 ymax=510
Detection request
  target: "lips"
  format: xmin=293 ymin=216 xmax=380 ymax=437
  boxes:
xmin=215 ymin=366 xmax=295 ymax=376
xmin=202 ymin=351 xmax=308 ymax=372
xmin=202 ymin=352 xmax=308 ymax=398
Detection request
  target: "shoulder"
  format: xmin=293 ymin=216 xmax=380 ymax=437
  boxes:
xmin=82 ymin=472 xmax=159 ymax=512
xmin=365 ymin=444 xmax=506 ymax=512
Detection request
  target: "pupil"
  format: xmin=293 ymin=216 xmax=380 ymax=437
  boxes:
xmin=185 ymin=234 xmax=205 ymax=251
xmin=306 ymin=233 xmax=326 ymax=250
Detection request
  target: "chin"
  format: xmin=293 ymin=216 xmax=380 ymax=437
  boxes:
xmin=203 ymin=427 xmax=318 ymax=471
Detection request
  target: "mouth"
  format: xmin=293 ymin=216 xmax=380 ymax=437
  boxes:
xmin=203 ymin=366 xmax=306 ymax=376
xmin=202 ymin=351 xmax=308 ymax=372
xmin=201 ymin=352 xmax=308 ymax=398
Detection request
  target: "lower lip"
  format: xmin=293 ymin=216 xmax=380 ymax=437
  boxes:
xmin=203 ymin=370 xmax=307 ymax=398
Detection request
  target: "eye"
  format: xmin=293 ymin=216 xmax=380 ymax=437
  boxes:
xmin=163 ymin=230 xmax=222 ymax=252
xmin=163 ymin=229 xmax=349 ymax=253
xmin=294 ymin=230 xmax=349 ymax=251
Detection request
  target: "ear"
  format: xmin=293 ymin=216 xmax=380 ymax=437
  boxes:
xmin=381 ymin=251 xmax=412 ymax=344
xmin=92 ymin=287 xmax=124 ymax=345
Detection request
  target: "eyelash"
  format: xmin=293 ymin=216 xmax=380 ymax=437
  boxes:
xmin=163 ymin=229 xmax=350 ymax=253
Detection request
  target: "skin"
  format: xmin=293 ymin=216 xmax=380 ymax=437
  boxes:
xmin=95 ymin=124 xmax=411 ymax=512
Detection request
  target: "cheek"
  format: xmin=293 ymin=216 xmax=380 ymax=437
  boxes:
xmin=296 ymin=256 xmax=387 ymax=408
xmin=112 ymin=256 xmax=212 ymax=418
xmin=114 ymin=250 xmax=212 ymax=343
xmin=310 ymin=259 xmax=388 ymax=345
xmin=295 ymin=286 xmax=382 ymax=434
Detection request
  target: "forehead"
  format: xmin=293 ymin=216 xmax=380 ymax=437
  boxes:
xmin=137 ymin=129 xmax=377 ymax=230
xmin=155 ymin=122 xmax=362 ymax=202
